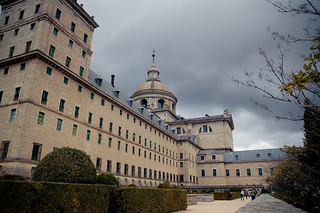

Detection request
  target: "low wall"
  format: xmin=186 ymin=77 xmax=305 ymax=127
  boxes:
xmin=187 ymin=194 xmax=214 ymax=205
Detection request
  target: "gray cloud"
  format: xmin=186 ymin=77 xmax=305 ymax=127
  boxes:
xmin=80 ymin=0 xmax=315 ymax=150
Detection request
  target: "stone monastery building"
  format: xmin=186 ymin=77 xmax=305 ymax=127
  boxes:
xmin=0 ymin=0 xmax=286 ymax=189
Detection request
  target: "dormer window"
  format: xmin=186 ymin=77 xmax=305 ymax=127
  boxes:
xmin=235 ymin=155 xmax=239 ymax=160
xmin=256 ymin=154 xmax=260 ymax=158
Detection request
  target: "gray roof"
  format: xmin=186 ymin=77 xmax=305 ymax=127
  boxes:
xmin=198 ymin=148 xmax=286 ymax=162
xmin=88 ymin=70 xmax=177 ymax=138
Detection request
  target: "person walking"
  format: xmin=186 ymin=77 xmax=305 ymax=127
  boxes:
xmin=244 ymin=189 xmax=248 ymax=199
xmin=240 ymin=189 xmax=244 ymax=201
xmin=251 ymin=189 xmax=256 ymax=201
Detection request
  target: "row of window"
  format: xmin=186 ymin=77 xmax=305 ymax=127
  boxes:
xmin=0 ymin=141 xmax=41 ymax=161
xmin=201 ymin=168 xmax=274 ymax=177
xmin=174 ymin=125 xmax=213 ymax=135
xmin=0 ymin=22 xmax=36 ymax=42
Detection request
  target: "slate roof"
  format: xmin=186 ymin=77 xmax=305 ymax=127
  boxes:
xmin=198 ymin=148 xmax=286 ymax=162
xmin=88 ymin=70 xmax=177 ymax=137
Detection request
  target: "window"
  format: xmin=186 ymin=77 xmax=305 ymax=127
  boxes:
xmin=101 ymin=99 xmax=105 ymax=106
xmin=109 ymin=122 xmax=113 ymax=133
xmin=49 ymin=45 xmax=55 ymax=57
xmin=68 ymin=39 xmax=74 ymax=48
xmin=86 ymin=130 xmax=91 ymax=140
xmin=83 ymin=33 xmax=88 ymax=43
xmin=108 ymin=138 xmax=112 ymax=147
xmin=127 ymin=114 xmax=129 ymax=120
xmin=41 ymin=90 xmax=48 ymax=104
xmin=107 ymin=160 xmax=112 ymax=172
xmin=111 ymin=104 xmax=114 ymax=110
xmin=99 ymin=118 xmax=103 ymax=128
xmin=144 ymin=168 xmax=147 ymax=178
xmin=258 ymin=168 xmax=263 ymax=176
xmin=235 ymin=155 xmax=239 ymax=160
xmin=37 ymin=112 xmax=45 ymax=125
xmin=203 ymin=125 xmax=208 ymax=133
xmin=88 ymin=112 xmax=92 ymax=124
xmin=96 ymin=158 xmax=101 ymax=170
xmin=126 ymin=130 xmax=129 ymax=139
xmin=201 ymin=170 xmax=205 ymax=177
xmin=120 ymin=109 xmax=122 ymax=115
xmin=124 ymin=164 xmax=128 ymax=175
xmin=1 ymin=141 xmax=10 ymax=159
xmin=25 ymin=41 xmax=32 ymax=52
xmin=46 ymin=67 xmax=52 ymax=75
xmin=10 ymin=109 xmax=16 ymax=122
xmin=63 ymin=77 xmax=69 ymax=85
xmin=117 ymin=141 xmax=121 ymax=150
xmin=30 ymin=23 xmax=36 ymax=30
xmin=74 ymin=106 xmax=80 ymax=118
xmin=212 ymin=155 xmax=216 ymax=160
xmin=116 ymin=162 xmax=121 ymax=174
xmin=118 ymin=126 xmax=121 ymax=136
xmin=226 ymin=169 xmax=230 ymax=177
xmin=213 ymin=169 xmax=217 ymax=176
xmin=180 ymin=153 xmax=183 ymax=159
xmin=138 ymin=167 xmax=141 ymax=177
xmin=55 ymin=9 xmax=61 ymax=19
xmin=125 ymin=144 xmax=128 ymax=152
xmin=133 ymin=133 xmax=135 ymax=142
xmin=31 ymin=143 xmax=41 ymax=161
xmin=20 ymin=63 xmax=26 ymax=71
xmin=4 ymin=16 xmax=9 ymax=25
xmin=82 ymin=50 xmax=86 ymax=58
xmin=0 ymin=91 xmax=3 ymax=104
xmin=200 ymin=156 xmax=204 ymax=161
xmin=4 ymin=67 xmax=9 ymax=75
xmin=72 ymin=124 xmax=77 ymax=136
xmin=19 ymin=10 xmax=24 ymax=20
xmin=53 ymin=27 xmax=59 ymax=36
xmin=70 ymin=22 xmax=75 ymax=32
xmin=90 ymin=93 xmax=94 ymax=100
xmin=149 ymin=169 xmax=152 ymax=179
xmin=180 ymin=162 xmax=183 ymax=168
xmin=65 ymin=56 xmax=71 ymax=67
xmin=9 ymin=46 xmax=15 ymax=57
xmin=79 ymin=66 xmax=84 ymax=76
xmin=56 ymin=118 xmax=62 ymax=131
xmin=236 ymin=169 xmax=240 ymax=177
xmin=78 ymin=85 xmax=82 ymax=92
xmin=270 ymin=168 xmax=274 ymax=175
xmin=14 ymin=87 xmax=21 ymax=101
xmin=14 ymin=29 xmax=19 ymax=36
xmin=35 ymin=4 xmax=40 ymax=14
xmin=247 ymin=169 xmax=251 ymax=176
xmin=59 ymin=99 xmax=65 ymax=112
xmin=256 ymin=153 xmax=260 ymax=158
xmin=0 ymin=34 xmax=3 ymax=40
xmin=268 ymin=153 xmax=272 ymax=157
xmin=132 ymin=166 xmax=135 ymax=176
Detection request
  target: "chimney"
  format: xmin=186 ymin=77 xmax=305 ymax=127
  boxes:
xmin=111 ymin=75 xmax=115 ymax=87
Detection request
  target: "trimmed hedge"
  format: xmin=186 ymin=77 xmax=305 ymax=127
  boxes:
xmin=214 ymin=191 xmax=241 ymax=200
xmin=116 ymin=187 xmax=187 ymax=213
xmin=0 ymin=181 xmax=110 ymax=213
xmin=0 ymin=181 xmax=187 ymax=213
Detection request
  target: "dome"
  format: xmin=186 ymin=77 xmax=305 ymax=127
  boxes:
xmin=135 ymin=80 xmax=172 ymax=94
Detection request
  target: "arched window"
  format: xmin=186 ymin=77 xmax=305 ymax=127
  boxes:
xmin=203 ymin=125 xmax=208 ymax=133
xmin=141 ymin=99 xmax=147 ymax=108
xmin=209 ymin=127 xmax=212 ymax=132
xmin=199 ymin=128 xmax=202 ymax=133
xmin=158 ymin=99 xmax=164 ymax=109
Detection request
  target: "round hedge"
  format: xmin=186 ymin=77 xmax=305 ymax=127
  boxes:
xmin=32 ymin=147 xmax=96 ymax=183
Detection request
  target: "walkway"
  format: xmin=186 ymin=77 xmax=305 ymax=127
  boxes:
xmin=176 ymin=197 xmax=251 ymax=213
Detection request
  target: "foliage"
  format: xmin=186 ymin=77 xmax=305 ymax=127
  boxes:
xmin=127 ymin=184 xmax=137 ymax=187
xmin=116 ymin=187 xmax=187 ymax=213
xmin=0 ymin=174 xmax=25 ymax=181
xmin=229 ymin=187 xmax=241 ymax=192
xmin=32 ymin=147 xmax=96 ymax=184
xmin=96 ymin=173 xmax=119 ymax=186
xmin=214 ymin=192 xmax=240 ymax=200
xmin=0 ymin=180 xmax=110 ymax=213
xmin=157 ymin=181 xmax=171 ymax=189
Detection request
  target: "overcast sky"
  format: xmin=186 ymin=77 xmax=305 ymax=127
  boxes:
xmin=78 ymin=0 xmax=318 ymax=150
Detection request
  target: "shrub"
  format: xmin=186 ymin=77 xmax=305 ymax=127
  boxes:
xmin=158 ymin=181 xmax=171 ymax=189
xmin=208 ymin=189 xmax=215 ymax=193
xmin=32 ymin=147 xmax=96 ymax=184
xmin=0 ymin=174 xmax=25 ymax=181
xmin=229 ymin=187 xmax=241 ymax=192
xmin=171 ymin=184 xmax=180 ymax=189
xmin=0 ymin=180 xmax=110 ymax=213
xmin=96 ymin=173 xmax=119 ymax=186
xmin=127 ymin=184 xmax=137 ymax=187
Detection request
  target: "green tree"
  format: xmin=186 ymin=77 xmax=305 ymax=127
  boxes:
xmin=32 ymin=147 xmax=96 ymax=184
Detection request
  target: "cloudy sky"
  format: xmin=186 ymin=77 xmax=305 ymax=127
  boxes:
xmin=78 ymin=0 xmax=318 ymax=150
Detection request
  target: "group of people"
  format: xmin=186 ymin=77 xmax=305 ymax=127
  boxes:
xmin=240 ymin=188 xmax=261 ymax=201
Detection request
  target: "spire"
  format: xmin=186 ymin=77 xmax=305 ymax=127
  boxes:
xmin=147 ymin=49 xmax=160 ymax=80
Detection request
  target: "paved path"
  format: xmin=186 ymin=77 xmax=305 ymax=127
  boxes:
xmin=176 ymin=198 xmax=251 ymax=213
